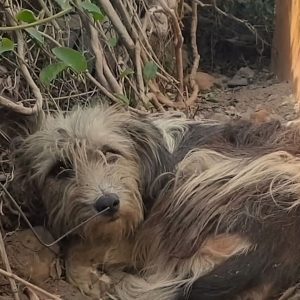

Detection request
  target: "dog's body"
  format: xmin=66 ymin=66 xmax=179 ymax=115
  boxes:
xmin=7 ymin=105 xmax=300 ymax=299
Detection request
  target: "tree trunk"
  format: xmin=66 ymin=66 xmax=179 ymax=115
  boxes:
xmin=272 ymin=0 xmax=300 ymax=101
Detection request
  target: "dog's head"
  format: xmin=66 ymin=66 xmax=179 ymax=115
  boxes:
xmin=10 ymin=105 xmax=154 ymax=240
xmin=9 ymin=104 xmax=175 ymax=241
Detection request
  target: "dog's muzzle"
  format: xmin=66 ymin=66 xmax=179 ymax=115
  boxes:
xmin=94 ymin=193 xmax=120 ymax=216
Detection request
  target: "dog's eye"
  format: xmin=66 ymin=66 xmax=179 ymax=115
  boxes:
xmin=102 ymin=145 xmax=121 ymax=164
xmin=106 ymin=152 xmax=119 ymax=164
xmin=49 ymin=160 xmax=74 ymax=179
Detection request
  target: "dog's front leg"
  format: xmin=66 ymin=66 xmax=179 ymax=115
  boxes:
xmin=65 ymin=240 xmax=113 ymax=299
xmin=65 ymin=238 xmax=133 ymax=299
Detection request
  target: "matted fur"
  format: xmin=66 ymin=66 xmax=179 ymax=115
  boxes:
xmin=8 ymin=104 xmax=300 ymax=299
xmin=113 ymin=150 xmax=300 ymax=300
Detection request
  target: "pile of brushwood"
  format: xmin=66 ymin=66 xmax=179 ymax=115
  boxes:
xmin=0 ymin=0 xmax=275 ymax=114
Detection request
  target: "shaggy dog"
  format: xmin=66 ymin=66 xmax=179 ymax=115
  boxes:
xmin=7 ymin=104 xmax=300 ymax=299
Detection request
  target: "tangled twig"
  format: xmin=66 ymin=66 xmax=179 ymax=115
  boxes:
xmin=0 ymin=229 xmax=20 ymax=300
xmin=3 ymin=2 xmax=43 ymax=115
xmin=0 ymin=95 xmax=37 ymax=115
xmin=0 ymin=268 xmax=62 ymax=300
xmin=157 ymin=0 xmax=184 ymax=99
xmin=97 ymin=0 xmax=135 ymax=51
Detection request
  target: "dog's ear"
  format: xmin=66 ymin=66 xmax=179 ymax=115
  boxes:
xmin=123 ymin=116 xmax=174 ymax=210
xmin=0 ymin=108 xmax=44 ymax=145
xmin=2 ymin=109 xmax=46 ymax=220
xmin=7 ymin=136 xmax=44 ymax=224
xmin=9 ymin=136 xmax=24 ymax=154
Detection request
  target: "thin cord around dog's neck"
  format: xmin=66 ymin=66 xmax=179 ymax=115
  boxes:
xmin=0 ymin=183 xmax=109 ymax=249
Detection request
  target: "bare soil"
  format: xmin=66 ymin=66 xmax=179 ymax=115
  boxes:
xmin=195 ymin=76 xmax=297 ymax=123
xmin=0 ymin=73 xmax=299 ymax=300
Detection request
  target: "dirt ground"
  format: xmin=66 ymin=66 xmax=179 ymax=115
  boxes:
xmin=195 ymin=75 xmax=297 ymax=123
xmin=0 ymin=73 xmax=299 ymax=300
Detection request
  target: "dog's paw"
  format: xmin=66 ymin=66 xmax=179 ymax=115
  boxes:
xmin=66 ymin=267 xmax=113 ymax=299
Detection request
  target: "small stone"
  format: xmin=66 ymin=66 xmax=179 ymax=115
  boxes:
xmin=184 ymin=72 xmax=217 ymax=91
xmin=210 ymin=113 xmax=231 ymax=122
xmin=237 ymin=66 xmax=255 ymax=79
xmin=227 ymin=75 xmax=248 ymax=87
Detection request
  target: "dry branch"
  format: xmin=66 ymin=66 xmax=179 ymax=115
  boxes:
xmin=15 ymin=30 xmax=43 ymax=113
xmin=97 ymin=0 xmax=135 ymax=51
xmin=3 ymin=2 xmax=43 ymax=115
xmin=0 ymin=8 xmax=72 ymax=31
xmin=113 ymin=1 xmax=139 ymax=42
xmin=134 ymin=41 xmax=148 ymax=107
xmin=0 ymin=95 xmax=37 ymax=115
xmin=0 ymin=268 xmax=61 ymax=300
xmin=148 ymin=81 xmax=178 ymax=108
xmin=157 ymin=0 xmax=184 ymax=98
xmin=88 ymin=23 xmax=110 ymax=89
xmin=86 ymin=73 xmax=121 ymax=104
xmin=0 ymin=230 xmax=20 ymax=300
xmin=186 ymin=0 xmax=200 ymax=106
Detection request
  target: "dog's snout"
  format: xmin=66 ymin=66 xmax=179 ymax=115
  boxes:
xmin=94 ymin=193 xmax=120 ymax=214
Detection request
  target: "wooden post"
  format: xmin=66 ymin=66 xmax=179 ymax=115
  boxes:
xmin=272 ymin=0 xmax=300 ymax=101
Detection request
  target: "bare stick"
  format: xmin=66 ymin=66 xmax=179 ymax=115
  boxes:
xmin=186 ymin=0 xmax=200 ymax=107
xmin=146 ymin=92 xmax=165 ymax=112
xmin=97 ymin=0 xmax=135 ymax=51
xmin=0 ymin=95 xmax=37 ymax=115
xmin=88 ymin=23 xmax=109 ymax=89
xmin=148 ymin=82 xmax=179 ymax=108
xmin=134 ymin=41 xmax=148 ymax=107
xmin=0 ymin=8 xmax=72 ymax=31
xmin=185 ymin=84 xmax=199 ymax=107
xmin=24 ymin=287 xmax=40 ymax=300
xmin=0 ymin=268 xmax=61 ymax=300
xmin=15 ymin=30 xmax=43 ymax=112
xmin=86 ymin=73 xmax=121 ymax=104
xmin=190 ymin=0 xmax=200 ymax=77
xmin=4 ymin=4 xmax=43 ymax=114
xmin=0 ymin=230 xmax=20 ymax=300
xmin=102 ymin=56 xmax=123 ymax=95
xmin=113 ymin=1 xmax=139 ymax=41
xmin=157 ymin=0 xmax=184 ymax=97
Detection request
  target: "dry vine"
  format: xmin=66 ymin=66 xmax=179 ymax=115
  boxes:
xmin=0 ymin=0 xmax=194 ymax=115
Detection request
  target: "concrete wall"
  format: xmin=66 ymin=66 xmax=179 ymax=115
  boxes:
xmin=272 ymin=0 xmax=300 ymax=101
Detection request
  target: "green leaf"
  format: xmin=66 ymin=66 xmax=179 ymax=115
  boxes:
xmin=52 ymin=47 xmax=87 ymax=73
xmin=108 ymin=36 xmax=118 ymax=48
xmin=54 ymin=0 xmax=72 ymax=10
xmin=25 ymin=28 xmax=44 ymax=44
xmin=120 ymin=68 xmax=134 ymax=78
xmin=40 ymin=62 xmax=67 ymax=86
xmin=80 ymin=1 xmax=105 ymax=21
xmin=0 ymin=38 xmax=14 ymax=55
xmin=16 ymin=9 xmax=37 ymax=23
xmin=114 ymin=93 xmax=130 ymax=105
xmin=143 ymin=61 xmax=158 ymax=82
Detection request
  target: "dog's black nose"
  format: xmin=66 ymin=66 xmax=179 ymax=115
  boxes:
xmin=94 ymin=193 xmax=120 ymax=214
